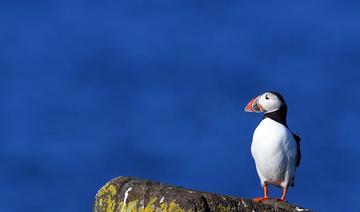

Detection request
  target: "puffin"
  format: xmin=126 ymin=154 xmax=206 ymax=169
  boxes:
xmin=244 ymin=91 xmax=301 ymax=202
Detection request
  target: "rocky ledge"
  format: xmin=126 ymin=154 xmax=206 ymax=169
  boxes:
xmin=93 ymin=177 xmax=312 ymax=212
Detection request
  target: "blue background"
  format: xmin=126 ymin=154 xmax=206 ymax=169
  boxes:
xmin=1 ymin=1 xmax=359 ymax=211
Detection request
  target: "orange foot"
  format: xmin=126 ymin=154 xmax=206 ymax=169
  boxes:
xmin=253 ymin=197 xmax=270 ymax=202
xmin=277 ymin=198 xmax=287 ymax=202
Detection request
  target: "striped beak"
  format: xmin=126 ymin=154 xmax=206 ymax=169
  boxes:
xmin=245 ymin=95 xmax=262 ymax=113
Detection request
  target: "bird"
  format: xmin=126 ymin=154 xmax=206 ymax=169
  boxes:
xmin=244 ymin=91 xmax=301 ymax=202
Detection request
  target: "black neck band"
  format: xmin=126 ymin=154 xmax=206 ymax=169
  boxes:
xmin=263 ymin=105 xmax=288 ymax=127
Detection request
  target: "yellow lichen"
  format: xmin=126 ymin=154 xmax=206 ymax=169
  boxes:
xmin=168 ymin=201 xmax=185 ymax=212
xmin=159 ymin=202 xmax=168 ymax=211
xmin=217 ymin=205 xmax=231 ymax=212
xmin=143 ymin=197 xmax=158 ymax=212
xmin=96 ymin=190 xmax=190 ymax=212
xmin=94 ymin=183 xmax=118 ymax=212
xmin=125 ymin=200 xmax=139 ymax=212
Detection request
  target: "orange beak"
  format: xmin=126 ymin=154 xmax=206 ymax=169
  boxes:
xmin=245 ymin=95 xmax=262 ymax=113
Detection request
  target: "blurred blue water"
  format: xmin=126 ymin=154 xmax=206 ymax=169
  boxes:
xmin=1 ymin=1 xmax=360 ymax=211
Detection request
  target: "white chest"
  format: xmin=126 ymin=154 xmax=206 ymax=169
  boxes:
xmin=252 ymin=118 xmax=290 ymax=153
xmin=251 ymin=118 xmax=297 ymax=186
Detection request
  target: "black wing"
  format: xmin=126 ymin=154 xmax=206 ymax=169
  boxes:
xmin=292 ymin=132 xmax=301 ymax=167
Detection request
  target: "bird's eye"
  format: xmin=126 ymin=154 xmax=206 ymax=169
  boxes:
xmin=265 ymin=94 xmax=269 ymax=100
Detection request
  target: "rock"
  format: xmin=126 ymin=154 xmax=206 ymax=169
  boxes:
xmin=93 ymin=176 xmax=312 ymax=212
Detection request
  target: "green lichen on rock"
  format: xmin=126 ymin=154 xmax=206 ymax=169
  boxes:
xmin=93 ymin=176 xmax=312 ymax=212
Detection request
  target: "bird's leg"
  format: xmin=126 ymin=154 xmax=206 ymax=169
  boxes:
xmin=253 ymin=182 xmax=270 ymax=202
xmin=263 ymin=182 xmax=269 ymax=199
xmin=278 ymin=187 xmax=288 ymax=202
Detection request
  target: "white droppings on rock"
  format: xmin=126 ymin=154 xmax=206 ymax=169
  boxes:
xmin=159 ymin=196 xmax=165 ymax=204
xmin=124 ymin=187 xmax=132 ymax=203
xmin=241 ymin=199 xmax=248 ymax=208
xmin=121 ymin=187 xmax=132 ymax=212
xmin=140 ymin=199 xmax=145 ymax=208
xmin=295 ymin=207 xmax=308 ymax=211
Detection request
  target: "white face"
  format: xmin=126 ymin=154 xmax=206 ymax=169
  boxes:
xmin=257 ymin=92 xmax=283 ymax=113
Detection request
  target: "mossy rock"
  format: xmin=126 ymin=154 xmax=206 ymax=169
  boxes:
xmin=93 ymin=176 xmax=312 ymax=212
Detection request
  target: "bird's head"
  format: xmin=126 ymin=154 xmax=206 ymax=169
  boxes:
xmin=245 ymin=91 xmax=286 ymax=113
